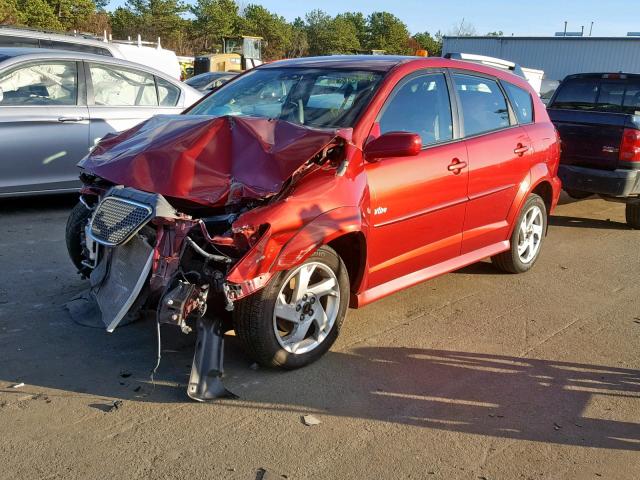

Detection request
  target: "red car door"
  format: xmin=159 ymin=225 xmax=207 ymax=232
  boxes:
xmin=365 ymin=71 xmax=469 ymax=288
xmin=451 ymin=73 xmax=533 ymax=254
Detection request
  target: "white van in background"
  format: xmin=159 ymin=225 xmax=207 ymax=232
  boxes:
xmin=0 ymin=26 xmax=181 ymax=79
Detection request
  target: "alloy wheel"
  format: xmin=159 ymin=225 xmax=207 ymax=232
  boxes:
xmin=272 ymin=262 xmax=341 ymax=354
xmin=517 ymin=205 xmax=544 ymax=264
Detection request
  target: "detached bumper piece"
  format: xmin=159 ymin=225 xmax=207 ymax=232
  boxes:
xmin=559 ymin=164 xmax=640 ymax=197
xmin=187 ymin=316 xmax=237 ymax=402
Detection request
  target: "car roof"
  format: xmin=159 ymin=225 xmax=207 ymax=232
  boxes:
xmin=258 ymin=55 xmax=533 ymax=90
xmin=261 ymin=55 xmax=415 ymax=72
xmin=0 ymin=47 xmax=177 ymax=82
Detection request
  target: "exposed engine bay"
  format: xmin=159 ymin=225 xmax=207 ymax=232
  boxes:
xmin=66 ymin=114 xmax=352 ymax=401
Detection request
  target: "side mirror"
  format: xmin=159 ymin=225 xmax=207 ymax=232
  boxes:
xmin=364 ymin=132 xmax=422 ymax=162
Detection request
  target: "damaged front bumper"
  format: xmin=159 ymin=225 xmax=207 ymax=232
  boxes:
xmin=67 ymin=186 xmax=272 ymax=401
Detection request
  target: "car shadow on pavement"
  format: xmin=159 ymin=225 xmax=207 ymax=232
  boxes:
xmin=234 ymin=346 xmax=640 ymax=451
xmin=549 ymin=215 xmax=630 ymax=230
xmin=1 ymin=311 xmax=638 ymax=451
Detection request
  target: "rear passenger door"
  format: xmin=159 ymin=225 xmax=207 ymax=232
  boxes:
xmin=452 ymin=72 xmax=533 ymax=254
xmin=86 ymin=62 xmax=184 ymax=149
xmin=0 ymin=59 xmax=89 ymax=195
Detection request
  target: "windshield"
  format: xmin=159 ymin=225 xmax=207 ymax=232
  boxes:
xmin=188 ymin=67 xmax=384 ymax=128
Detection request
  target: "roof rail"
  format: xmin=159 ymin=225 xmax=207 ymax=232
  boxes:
xmin=444 ymin=52 xmax=526 ymax=78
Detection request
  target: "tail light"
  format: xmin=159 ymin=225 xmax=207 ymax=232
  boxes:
xmin=619 ymin=128 xmax=640 ymax=163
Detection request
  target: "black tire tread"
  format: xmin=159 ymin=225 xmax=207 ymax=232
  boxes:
xmin=626 ymin=203 xmax=640 ymax=229
xmin=65 ymin=201 xmax=92 ymax=276
xmin=234 ymin=246 xmax=348 ymax=369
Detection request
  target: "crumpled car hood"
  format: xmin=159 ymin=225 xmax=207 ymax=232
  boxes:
xmin=79 ymin=115 xmax=351 ymax=207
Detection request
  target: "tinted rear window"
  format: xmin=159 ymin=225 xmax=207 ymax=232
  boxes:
xmin=551 ymin=77 xmax=640 ymax=114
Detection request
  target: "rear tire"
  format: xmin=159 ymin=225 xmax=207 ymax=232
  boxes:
xmin=492 ymin=194 xmax=547 ymax=274
xmin=234 ymin=246 xmax=349 ymax=369
xmin=625 ymin=203 xmax=640 ymax=229
xmin=66 ymin=201 xmax=92 ymax=277
xmin=565 ymin=188 xmax=592 ymax=200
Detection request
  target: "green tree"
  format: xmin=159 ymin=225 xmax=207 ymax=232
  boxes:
xmin=0 ymin=0 xmax=23 ymax=24
xmin=412 ymin=30 xmax=442 ymax=56
xmin=17 ymin=0 xmax=62 ymax=30
xmin=111 ymin=0 xmax=187 ymax=50
xmin=487 ymin=30 xmax=503 ymax=36
xmin=240 ymin=4 xmax=292 ymax=60
xmin=287 ymin=16 xmax=308 ymax=58
xmin=304 ymin=9 xmax=334 ymax=56
xmin=304 ymin=9 xmax=361 ymax=56
xmin=329 ymin=15 xmax=360 ymax=54
xmin=50 ymin=0 xmax=98 ymax=31
xmin=190 ymin=0 xmax=238 ymax=53
xmin=367 ymin=11 xmax=410 ymax=54
xmin=336 ymin=11 xmax=367 ymax=48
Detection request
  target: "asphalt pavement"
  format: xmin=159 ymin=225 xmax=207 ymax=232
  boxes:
xmin=0 ymin=193 xmax=638 ymax=479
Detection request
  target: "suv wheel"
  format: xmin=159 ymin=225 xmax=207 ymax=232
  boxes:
xmin=625 ymin=203 xmax=640 ymax=229
xmin=234 ymin=246 xmax=349 ymax=369
xmin=492 ymin=194 xmax=547 ymax=274
xmin=565 ymin=188 xmax=592 ymax=200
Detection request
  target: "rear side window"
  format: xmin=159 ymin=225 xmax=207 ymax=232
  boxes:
xmin=157 ymin=77 xmax=181 ymax=106
xmin=378 ymin=72 xmax=453 ymax=146
xmin=503 ymin=82 xmax=533 ymax=124
xmin=89 ymin=63 xmax=157 ymax=106
xmin=453 ymin=74 xmax=510 ymax=136
xmin=0 ymin=61 xmax=77 ymax=106
xmin=551 ymin=77 xmax=640 ymax=114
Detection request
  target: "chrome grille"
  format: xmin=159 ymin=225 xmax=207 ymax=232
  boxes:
xmin=90 ymin=197 xmax=152 ymax=246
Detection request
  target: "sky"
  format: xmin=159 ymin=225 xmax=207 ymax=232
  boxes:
xmin=108 ymin=0 xmax=635 ymax=37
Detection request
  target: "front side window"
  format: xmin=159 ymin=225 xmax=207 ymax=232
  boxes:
xmin=453 ymin=74 xmax=510 ymax=137
xmin=503 ymin=82 xmax=533 ymax=124
xmin=0 ymin=61 xmax=77 ymax=106
xmin=188 ymin=67 xmax=383 ymax=128
xmin=89 ymin=63 xmax=157 ymax=106
xmin=378 ymin=72 xmax=453 ymax=146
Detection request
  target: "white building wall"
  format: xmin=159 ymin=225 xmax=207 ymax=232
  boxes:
xmin=442 ymin=37 xmax=640 ymax=81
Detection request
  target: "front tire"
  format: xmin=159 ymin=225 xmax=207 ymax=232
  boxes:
xmin=626 ymin=203 xmax=640 ymax=229
xmin=66 ymin=201 xmax=92 ymax=277
xmin=234 ymin=246 xmax=349 ymax=369
xmin=492 ymin=194 xmax=547 ymax=274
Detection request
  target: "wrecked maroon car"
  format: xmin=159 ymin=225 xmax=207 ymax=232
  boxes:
xmin=66 ymin=56 xmax=561 ymax=401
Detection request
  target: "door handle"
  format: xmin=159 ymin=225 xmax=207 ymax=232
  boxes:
xmin=514 ymin=144 xmax=530 ymax=156
xmin=58 ymin=116 xmax=86 ymax=123
xmin=447 ymin=158 xmax=467 ymax=174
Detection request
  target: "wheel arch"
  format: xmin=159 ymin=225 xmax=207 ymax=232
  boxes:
xmin=327 ymin=231 xmax=367 ymax=295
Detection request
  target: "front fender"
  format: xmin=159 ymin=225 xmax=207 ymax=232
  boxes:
xmin=225 ymin=206 xmax=364 ymax=298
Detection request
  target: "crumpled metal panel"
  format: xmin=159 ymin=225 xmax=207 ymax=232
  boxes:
xmin=79 ymin=115 xmax=351 ymax=207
